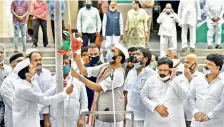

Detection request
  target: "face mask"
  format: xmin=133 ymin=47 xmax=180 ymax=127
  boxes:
xmin=63 ymin=65 xmax=71 ymax=75
xmin=166 ymin=9 xmax=171 ymax=14
xmin=106 ymin=51 xmax=117 ymax=63
xmin=89 ymin=56 xmax=100 ymax=65
xmin=203 ymin=67 xmax=212 ymax=75
xmin=132 ymin=5 xmax=136 ymax=10
xmin=134 ymin=62 xmax=142 ymax=69
xmin=129 ymin=56 xmax=135 ymax=63
xmin=36 ymin=65 xmax=42 ymax=73
xmin=110 ymin=7 xmax=116 ymax=12
xmin=86 ymin=4 xmax=92 ymax=9
xmin=159 ymin=74 xmax=171 ymax=81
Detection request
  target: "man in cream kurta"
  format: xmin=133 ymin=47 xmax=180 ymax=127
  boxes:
xmin=71 ymin=43 xmax=129 ymax=127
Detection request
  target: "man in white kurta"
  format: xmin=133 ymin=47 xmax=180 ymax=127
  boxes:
xmin=157 ymin=3 xmax=181 ymax=57
xmin=140 ymin=57 xmax=189 ymax=127
xmin=178 ymin=0 xmax=201 ymax=51
xmin=124 ymin=48 xmax=156 ymax=127
xmin=13 ymin=59 xmax=73 ymax=127
xmin=102 ymin=1 xmax=123 ymax=50
xmin=28 ymin=51 xmax=53 ymax=126
xmin=188 ymin=54 xmax=224 ymax=127
xmin=173 ymin=54 xmax=203 ymax=127
xmin=49 ymin=55 xmax=88 ymax=127
xmin=1 ymin=53 xmax=25 ymax=127
xmin=205 ymin=0 xmax=224 ymax=49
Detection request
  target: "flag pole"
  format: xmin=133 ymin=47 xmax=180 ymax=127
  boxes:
xmin=55 ymin=0 xmax=64 ymax=127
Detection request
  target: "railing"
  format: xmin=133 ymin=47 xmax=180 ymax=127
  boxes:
xmin=81 ymin=111 xmax=134 ymax=127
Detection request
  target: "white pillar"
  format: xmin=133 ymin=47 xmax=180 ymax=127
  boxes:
xmin=55 ymin=0 xmax=64 ymax=127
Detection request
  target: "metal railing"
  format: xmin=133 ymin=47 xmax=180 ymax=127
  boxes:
xmin=81 ymin=111 xmax=134 ymax=127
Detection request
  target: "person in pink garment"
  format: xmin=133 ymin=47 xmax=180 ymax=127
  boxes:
xmin=31 ymin=0 xmax=49 ymax=48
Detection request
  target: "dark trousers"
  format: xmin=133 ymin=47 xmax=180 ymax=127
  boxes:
xmin=82 ymin=33 xmax=96 ymax=47
xmin=186 ymin=121 xmax=191 ymax=127
xmin=51 ymin=20 xmax=66 ymax=43
xmin=32 ymin=19 xmax=48 ymax=46
xmin=40 ymin=120 xmax=44 ymax=127
xmin=0 ymin=119 xmax=4 ymax=127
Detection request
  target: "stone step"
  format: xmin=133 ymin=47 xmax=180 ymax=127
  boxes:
xmin=5 ymin=48 xmax=56 ymax=57
xmin=5 ymin=57 xmax=56 ymax=65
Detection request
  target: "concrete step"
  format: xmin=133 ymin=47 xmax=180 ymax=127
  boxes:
xmin=5 ymin=48 xmax=56 ymax=57
xmin=5 ymin=57 xmax=56 ymax=65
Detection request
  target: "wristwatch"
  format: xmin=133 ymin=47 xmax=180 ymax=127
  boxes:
xmin=78 ymin=75 xmax=84 ymax=81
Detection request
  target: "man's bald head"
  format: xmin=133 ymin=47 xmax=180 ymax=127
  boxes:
xmin=185 ymin=54 xmax=198 ymax=63
xmin=165 ymin=3 xmax=172 ymax=9
xmin=184 ymin=54 xmax=198 ymax=72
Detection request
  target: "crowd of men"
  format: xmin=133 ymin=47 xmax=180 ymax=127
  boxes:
xmin=3 ymin=0 xmax=224 ymax=127
xmin=0 ymin=42 xmax=223 ymax=127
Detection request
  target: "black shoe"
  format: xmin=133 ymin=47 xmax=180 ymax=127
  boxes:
xmin=32 ymin=44 xmax=37 ymax=48
xmin=190 ymin=48 xmax=195 ymax=52
xmin=208 ymin=45 xmax=212 ymax=49
xmin=215 ymin=45 xmax=222 ymax=49
xmin=181 ymin=47 xmax=187 ymax=52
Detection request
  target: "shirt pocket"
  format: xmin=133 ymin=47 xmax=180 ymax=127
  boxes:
xmin=132 ymin=78 xmax=147 ymax=94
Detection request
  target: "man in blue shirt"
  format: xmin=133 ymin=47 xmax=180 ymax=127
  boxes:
xmin=49 ymin=0 xmax=66 ymax=43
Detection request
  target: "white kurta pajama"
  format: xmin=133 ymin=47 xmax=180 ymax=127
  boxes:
xmin=205 ymin=0 xmax=224 ymax=46
xmin=189 ymin=74 xmax=224 ymax=127
xmin=49 ymin=75 xmax=88 ymax=127
xmin=12 ymin=79 xmax=68 ymax=127
xmin=174 ymin=71 xmax=204 ymax=123
xmin=178 ymin=0 xmax=201 ymax=49
xmin=102 ymin=13 xmax=124 ymax=50
xmin=124 ymin=66 xmax=156 ymax=127
xmin=157 ymin=12 xmax=180 ymax=57
xmin=0 ymin=72 xmax=19 ymax=127
xmin=140 ymin=75 xmax=189 ymax=127
xmin=34 ymin=68 xmax=53 ymax=121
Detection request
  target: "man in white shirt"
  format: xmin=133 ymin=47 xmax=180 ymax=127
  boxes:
xmin=189 ymin=54 xmax=224 ymax=127
xmin=71 ymin=43 xmax=129 ymax=127
xmin=0 ymin=45 xmax=12 ymax=126
xmin=140 ymin=57 xmax=189 ymax=127
xmin=28 ymin=51 xmax=53 ymax=127
xmin=178 ymin=0 xmax=201 ymax=52
xmin=174 ymin=54 xmax=203 ymax=127
xmin=124 ymin=48 xmax=156 ymax=127
xmin=157 ymin=3 xmax=181 ymax=57
xmin=77 ymin=0 xmax=101 ymax=47
xmin=1 ymin=53 xmax=25 ymax=127
xmin=205 ymin=0 xmax=224 ymax=49
xmin=102 ymin=0 xmax=123 ymax=50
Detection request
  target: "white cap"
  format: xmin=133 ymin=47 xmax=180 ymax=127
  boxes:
xmin=114 ymin=43 xmax=129 ymax=59
xmin=13 ymin=59 xmax=30 ymax=74
xmin=26 ymin=48 xmax=38 ymax=55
